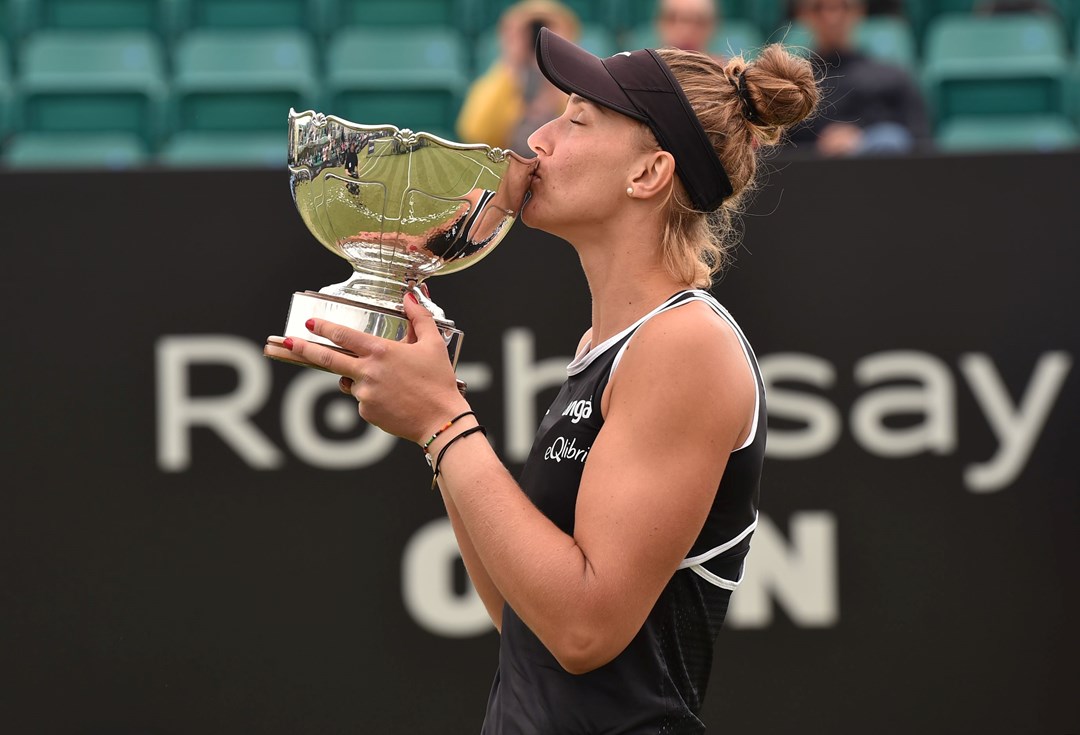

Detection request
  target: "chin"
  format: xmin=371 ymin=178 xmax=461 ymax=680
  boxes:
xmin=520 ymin=198 xmax=541 ymax=230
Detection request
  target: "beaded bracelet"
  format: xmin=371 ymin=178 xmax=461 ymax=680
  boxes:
xmin=422 ymin=410 xmax=476 ymax=452
xmin=430 ymin=424 xmax=487 ymax=490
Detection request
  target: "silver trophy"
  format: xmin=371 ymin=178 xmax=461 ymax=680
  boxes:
xmin=264 ymin=108 xmax=534 ymax=379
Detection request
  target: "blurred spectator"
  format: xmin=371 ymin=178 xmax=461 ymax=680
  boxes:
xmin=456 ymin=0 xmax=581 ymax=153
xmin=786 ymin=0 xmax=930 ymax=156
xmin=655 ymin=0 xmax=719 ymax=55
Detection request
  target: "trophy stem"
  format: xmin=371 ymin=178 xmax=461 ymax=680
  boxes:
xmin=320 ymin=267 xmax=415 ymax=310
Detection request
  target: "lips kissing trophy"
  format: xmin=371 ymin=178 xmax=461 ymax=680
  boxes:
xmin=264 ymin=108 xmax=533 ymax=388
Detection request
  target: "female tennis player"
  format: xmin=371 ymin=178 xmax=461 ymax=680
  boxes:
xmin=275 ymin=28 xmax=818 ymax=734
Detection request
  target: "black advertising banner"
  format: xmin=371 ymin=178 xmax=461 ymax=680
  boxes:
xmin=2 ymin=152 xmax=1077 ymax=734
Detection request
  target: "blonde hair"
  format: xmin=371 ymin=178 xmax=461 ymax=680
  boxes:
xmin=651 ymin=45 xmax=820 ymax=287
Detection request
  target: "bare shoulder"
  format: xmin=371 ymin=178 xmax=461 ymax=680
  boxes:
xmin=605 ymin=300 xmax=756 ymax=444
xmin=620 ymin=300 xmax=749 ymax=375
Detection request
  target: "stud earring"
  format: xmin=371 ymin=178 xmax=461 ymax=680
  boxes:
xmin=626 ymin=187 xmax=634 ymax=197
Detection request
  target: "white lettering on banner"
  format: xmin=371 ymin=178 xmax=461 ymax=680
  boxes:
xmin=402 ymin=518 xmax=493 ymax=638
xmin=156 ymin=335 xmax=284 ymax=471
xmin=154 ymin=334 xmax=1071 ymax=492
xmin=762 ymin=350 xmax=1072 ymax=492
xmin=850 ymin=351 xmax=957 ymax=457
xmin=156 ymin=335 xmax=401 ymax=471
xmin=401 ymin=513 xmax=838 ymax=636
xmin=960 ymin=351 xmax=1073 ymax=493
xmin=727 ymin=512 xmax=839 ymax=629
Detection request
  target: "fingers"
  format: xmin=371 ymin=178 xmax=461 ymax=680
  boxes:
xmin=281 ymin=335 xmax=363 ymax=377
xmin=304 ymin=317 xmax=384 ymax=357
xmin=339 ymin=376 xmax=354 ymax=394
xmin=403 ymin=292 xmax=443 ymax=344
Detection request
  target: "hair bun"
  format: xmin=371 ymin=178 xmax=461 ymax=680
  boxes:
xmin=725 ymin=45 xmax=819 ymax=144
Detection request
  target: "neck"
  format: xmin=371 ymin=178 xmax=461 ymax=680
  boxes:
xmin=567 ymin=218 xmax=690 ymax=347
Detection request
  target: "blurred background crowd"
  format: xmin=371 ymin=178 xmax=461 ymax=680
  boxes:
xmin=0 ymin=0 xmax=1078 ymax=169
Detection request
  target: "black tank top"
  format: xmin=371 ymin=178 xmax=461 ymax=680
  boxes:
xmin=482 ymin=290 xmax=767 ymax=734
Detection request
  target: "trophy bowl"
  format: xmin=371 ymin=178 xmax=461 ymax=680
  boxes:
xmin=264 ymin=108 xmax=534 ymax=375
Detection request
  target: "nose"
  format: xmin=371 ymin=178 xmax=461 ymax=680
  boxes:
xmin=527 ymin=117 xmax=555 ymax=157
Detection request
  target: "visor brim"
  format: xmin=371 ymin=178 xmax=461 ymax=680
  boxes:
xmin=535 ymin=27 xmax=645 ymax=122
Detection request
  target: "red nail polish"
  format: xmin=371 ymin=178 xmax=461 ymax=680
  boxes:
xmin=282 ymin=337 xmax=294 ymax=351
xmin=405 ymin=292 xmax=418 ymax=304
xmin=305 ymin=318 xmax=315 ymax=331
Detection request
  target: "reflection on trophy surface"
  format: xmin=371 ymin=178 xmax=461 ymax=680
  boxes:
xmin=265 ymin=108 xmax=535 ymax=374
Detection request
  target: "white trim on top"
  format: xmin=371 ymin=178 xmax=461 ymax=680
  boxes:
xmin=678 ymin=513 xmax=758 ymax=569
xmin=565 ymin=291 xmax=689 ymax=376
xmin=688 ymin=561 xmax=744 ymax=591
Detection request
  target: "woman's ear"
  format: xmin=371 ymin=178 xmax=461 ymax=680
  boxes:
xmin=629 ymin=150 xmax=675 ymax=201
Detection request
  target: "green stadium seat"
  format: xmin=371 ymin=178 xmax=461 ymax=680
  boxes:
xmin=171 ymin=29 xmax=318 ymax=136
xmin=16 ymin=0 xmax=169 ymax=35
xmin=165 ymin=29 xmax=316 ymax=166
xmin=1071 ymin=50 xmax=1080 ymax=125
xmin=325 ymin=27 xmax=468 ymax=138
xmin=2 ymin=131 xmax=149 ymax=168
xmin=7 ymin=0 xmax=29 ymax=39
xmin=903 ymin=2 xmax=973 ymax=50
xmin=168 ymin=0 xmax=324 ymax=34
xmin=13 ymin=31 xmax=168 ymax=148
xmin=905 ymin=0 xmax=1075 ymax=53
xmin=481 ymin=0 xmax=608 ymax=26
xmin=922 ymin=14 xmax=1068 ymax=125
xmin=936 ymin=114 xmax=1080 ymax=152
xmin=856 ymin=15 xmax=917 ymax=70
xmin=0 ymin=40 xmax=9 ymax=138
xmin=327 ymin=0 xmax=479 ymax=34
xmin=713 ymin=18 xmax=765 ymax=57
xmin=749 ymin=0 xmax=788 ymax=39
xmin=158 ymin=130 xmax=283 ymax=166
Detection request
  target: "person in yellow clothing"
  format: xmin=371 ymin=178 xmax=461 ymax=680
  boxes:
xmin=456 ymin=0 xmax=581 ymax=153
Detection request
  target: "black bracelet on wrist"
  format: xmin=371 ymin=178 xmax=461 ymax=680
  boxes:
xmin=421 ymin=410 xmax=476 ymax=451
xmin=429 ymin=424 xmax=487 ymax=490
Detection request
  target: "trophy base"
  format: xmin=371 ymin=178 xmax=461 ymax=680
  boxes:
xmin=264 ymin=290 xmax=464 ymax=369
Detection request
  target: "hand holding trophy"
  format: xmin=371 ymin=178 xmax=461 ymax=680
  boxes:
xmin=264 ymin=108 xmax=536 ymax=394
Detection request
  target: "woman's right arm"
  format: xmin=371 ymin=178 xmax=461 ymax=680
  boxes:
xmin=435 ymin=327 xmax=592 ymax=633
xmin=438 ymin=483 xmax=505 ymax=631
